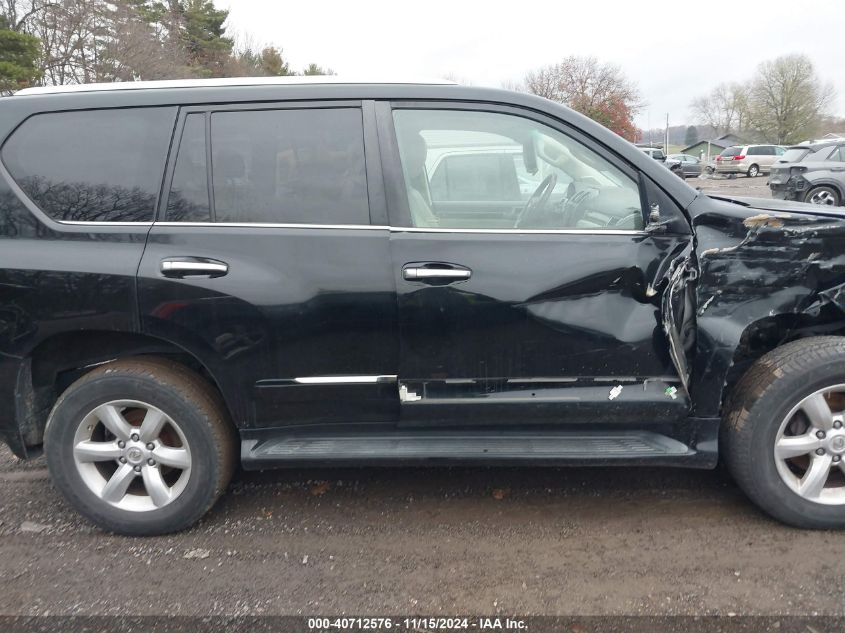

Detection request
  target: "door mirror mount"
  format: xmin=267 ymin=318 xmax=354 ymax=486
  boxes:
xmin=646 ymin=203 xmax=669 ymax=234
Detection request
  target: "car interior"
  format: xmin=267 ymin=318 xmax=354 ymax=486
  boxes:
xmin=393 ymin=109 xmax=644 ymax=231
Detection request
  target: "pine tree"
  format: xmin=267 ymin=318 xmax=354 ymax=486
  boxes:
xmin=684 ymin=125 xmax=698 ymax=146
xmin=179 ymin=0 xmax=232 ymax=78
xmin=302 ymin=63 xmax=333 ymax=76
xmin=0 ymin=15 xmax=41 ymax=94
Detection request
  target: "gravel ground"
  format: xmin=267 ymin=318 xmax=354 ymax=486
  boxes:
xmin=689 ymin=171 xmax=773 ymax=199
xmin=2 ymin=439 xmax=845 ymax=617
xmin=3 ymin=176 xmax=843 ymax=619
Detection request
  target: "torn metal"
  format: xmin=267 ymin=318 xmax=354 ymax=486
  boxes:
xmin=683 ymin=195 xmax=845 ymax=417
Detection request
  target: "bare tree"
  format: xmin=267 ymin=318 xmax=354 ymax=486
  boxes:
xmin=690 ymin=82 xmax=749 ymax=135
xmin=747 ymin=54 xmax=835 ymax=144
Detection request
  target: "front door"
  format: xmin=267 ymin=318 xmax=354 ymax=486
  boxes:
xmin=380 ymin=103 xmax=692 ymax=427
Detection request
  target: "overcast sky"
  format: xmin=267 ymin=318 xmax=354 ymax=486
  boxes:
xmin=218 ymin=0 xmax=844 ymax=129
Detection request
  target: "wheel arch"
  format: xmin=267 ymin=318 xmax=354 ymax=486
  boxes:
xmin=720 ymin=315 xmax=845 ymax=417
xmin=804 ymin=179 xmax=845 ymax=201
xmin=16 ymin=330 xmax=238 ymax=452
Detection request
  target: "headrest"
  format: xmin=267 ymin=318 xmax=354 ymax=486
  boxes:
xmin=402 ymin=132 xmax=428 ymax=177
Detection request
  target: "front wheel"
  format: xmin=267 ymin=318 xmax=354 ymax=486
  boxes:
xmin=723 ymin=337 xmax=845 ymax=528
xmin=44 ymin=357 xmax=236 ymax=535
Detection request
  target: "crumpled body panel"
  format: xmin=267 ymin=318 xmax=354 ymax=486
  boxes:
xmin=687 ymin=195 xmax=845 ymax=417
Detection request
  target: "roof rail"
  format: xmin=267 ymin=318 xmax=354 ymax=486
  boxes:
xmin=15 ymin=75 xmax=458 ymax=96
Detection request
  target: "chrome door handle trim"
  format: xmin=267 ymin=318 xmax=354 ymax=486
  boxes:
xmin=160 ymin=260 xmax=228 ymax=276
xmin=403 ymin=268 xmax=471 ymax=280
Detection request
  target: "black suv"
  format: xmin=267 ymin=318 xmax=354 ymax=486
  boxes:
xmin=2 ymin=78 xmax=845 ymax=535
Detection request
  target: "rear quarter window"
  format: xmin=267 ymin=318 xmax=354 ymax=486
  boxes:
xmin=2 ymin=107 xmax=176 ymax=222
xmin=781 ymin=148 xmax=809 ymax=163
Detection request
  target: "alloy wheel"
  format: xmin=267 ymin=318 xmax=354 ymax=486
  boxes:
xmin=72 ymin=400 xmax=192 ymax=512
xmin=774 ymin=385 xmax=845 ymax=505
xmin=809 ymin=189 xmax=838 ymax=206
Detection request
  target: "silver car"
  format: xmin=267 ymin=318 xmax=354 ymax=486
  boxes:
xmin=715 ymin=144 xmax=786 ymax=177
xmin=769 ymin=142 xmax=845 ymax=206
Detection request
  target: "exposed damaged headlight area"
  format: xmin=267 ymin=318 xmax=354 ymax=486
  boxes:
xmin=688 ymin=196 xmax=845 ymax=416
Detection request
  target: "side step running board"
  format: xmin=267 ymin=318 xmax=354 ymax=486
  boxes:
xmin=241 ymin=431 xmax=694 ymax=468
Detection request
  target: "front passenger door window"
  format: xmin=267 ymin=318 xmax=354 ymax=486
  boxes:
xmin=392 ymin=109 xmax=644 ymax=231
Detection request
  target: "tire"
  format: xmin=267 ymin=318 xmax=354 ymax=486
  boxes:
xmin=804 ymin=185 xmax=841 ymax=207
xmin=747 ymin=164 xmax=759 ymax=178
xmin=44 ymin=356 xmax=236 ymax=535
xmin=723 ymin=337 xmax=845 ymax=528
xmin=671 ymin=166 xmax=685 ymax=180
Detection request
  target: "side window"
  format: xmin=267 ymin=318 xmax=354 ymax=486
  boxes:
xmin=167 ymin=113 xmax=210 ymax=222
xmin=775 ymin=146 xmax=786 ymax=156
xmin=747 ymin=147 xmax=761 ymax=156
xmin=392 ymin=109 xmax=643 ymax=231
xmin=829 ymin=146 xmax=845 ymax=162
xmin=210 ymin=108 xmax=368 ymax=225
xmin=2 ymin=107 xmax=175 ymax=222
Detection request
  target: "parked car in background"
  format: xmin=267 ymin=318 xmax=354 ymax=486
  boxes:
xmin=774 ymin=141 xmax=842 ymax=166
xmin=715 ymin=144 xmax=786 ymax=177
xmin=769 ymin=141 xmax=845 ymax=206
xmin=639 ymin=147 xmax=666 ymax=162
xmin=665 ymin=153 xmax=702 ymax=179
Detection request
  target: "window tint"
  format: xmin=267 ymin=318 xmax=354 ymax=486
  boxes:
xmin=747 ymin=146 xmax=762 ymax=155
xmin=3 ymin=107 xmax=175 ymax=222
xmin=720 ymin=147 xmax=742 ymax=158
xmin=781 ymin=148 xmax=809 ymax=163
xmin=167 ymin=113 xmax=210 ymax=222
xmin=393 ymin=109 xmax=643 ymax=231
xmin=207 ymin=108 xmax=368 ymax=225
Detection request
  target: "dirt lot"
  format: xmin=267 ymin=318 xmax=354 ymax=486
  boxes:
xmin=3 ymin=443 xmax=845 ymax=617
xmin=2 ymin=176 xmax=843 ymax=619
xmin=692 ymin=171 xmax=774 ymax=200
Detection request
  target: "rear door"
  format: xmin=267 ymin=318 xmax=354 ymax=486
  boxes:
xmin=137 ymin=101 xmax=398 ymax=431
xmin=379 ymin=102 xmax=693 ymax=428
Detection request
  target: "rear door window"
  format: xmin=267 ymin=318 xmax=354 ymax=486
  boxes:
xmin=2 ymin=107 xmax=176 ymax=222
xmin=829 ymin=146 xmax=845 ymax=162
xmin=165 ymin=107 xmax=370 ymax=225
xmin=166 ymin=107 xmax=369 ymax=225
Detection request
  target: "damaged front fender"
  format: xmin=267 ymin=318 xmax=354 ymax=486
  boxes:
xmin=687 ymin=195 xmax=845 ymax=417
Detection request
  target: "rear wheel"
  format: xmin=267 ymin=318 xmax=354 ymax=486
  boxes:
xmin=724 ymin=338 xmax=845 ymax=528
xmin=747 ymin=164 xmax=759 ymax=177
xmin=44 ymin=357 xmax=236 ymax=535
xmin=804 ymin=186 xmax=841 ymax=207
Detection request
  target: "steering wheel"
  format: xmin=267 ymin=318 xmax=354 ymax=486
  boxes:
xmin=515 ymin=174 xmax=557 ymax=228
